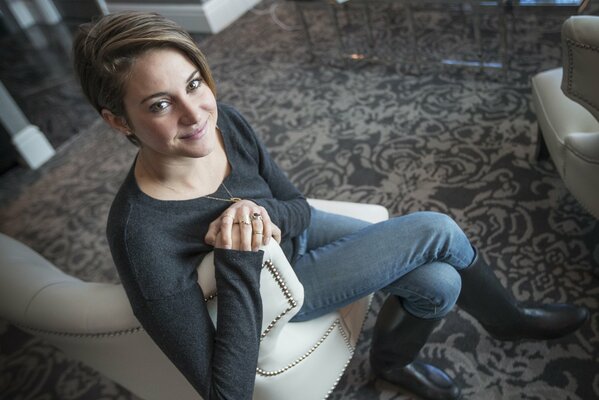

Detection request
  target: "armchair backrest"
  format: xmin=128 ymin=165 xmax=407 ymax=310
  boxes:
xmin=561 ymin=15 xmax=599 ymax=122
xmin=197 ymin=239 xmax=305 ymax=359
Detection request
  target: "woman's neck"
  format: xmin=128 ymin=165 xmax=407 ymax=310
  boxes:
xmin=134 ymin=142 xmax=229 ymax=201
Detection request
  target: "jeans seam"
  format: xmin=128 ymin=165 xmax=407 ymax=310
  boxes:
xmin=395 ymin=286 xmax=442 ymax=318
xmin=293 ymin=286 xmax=375 ymax=321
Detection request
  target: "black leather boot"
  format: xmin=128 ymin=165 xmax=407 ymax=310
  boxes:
xmin=370 ymin=295 xmax=461 ymax=400
xmin=458 ymin=251 xmax=589 ymax=340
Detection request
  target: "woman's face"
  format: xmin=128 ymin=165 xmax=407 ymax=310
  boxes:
xmin=121 ymin=47 xmax=218 ymax=160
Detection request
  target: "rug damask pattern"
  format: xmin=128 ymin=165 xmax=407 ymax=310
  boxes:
xmin=1 ymin=2 xmax=598 ymax=399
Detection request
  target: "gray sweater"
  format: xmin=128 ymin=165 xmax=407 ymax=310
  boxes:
xmin=106 ymin=103 xmax=311 ymax=399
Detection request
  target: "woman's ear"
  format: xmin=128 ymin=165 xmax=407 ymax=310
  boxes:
xmin=101 ymin=109 xmax=131 ymax=137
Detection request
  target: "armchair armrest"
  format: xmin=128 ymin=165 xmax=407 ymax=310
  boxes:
xmin=0 ymin=232 xmax=138 ymax=335
xmin=565 ymin=132 xmax=599 ymax=163
xmin=561 ymin=16 xmax=599 ymax=122
xmin=307 ymin=198 xmax=389 ymax=223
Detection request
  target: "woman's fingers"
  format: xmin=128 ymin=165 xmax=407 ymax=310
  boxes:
xmin=271 ymin=224 xmax=282 ymax=244
xmin=216 ymin=212 xmax=235 ymax=249
xmin=204 ymin=219 xmax=218 ymax=246
xmin=237 ymin=210 xmax=253 ymax=251
xmin=250 ymin=211 xmax=264 ymax=251
xmin=209 ymin=200 xmax=280 ymax=251
xmin=257 ymin=207 xmax=272 ymax=245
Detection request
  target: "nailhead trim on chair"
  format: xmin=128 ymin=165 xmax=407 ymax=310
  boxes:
xmin=260 ymin=259 xmax=299 ymax=339
xmin=565 ymin=38 xmax=599 ymax=114
xmin=325 ymin=356 xmax=353 ymax=400
xmin=203 ymin=293 xmax=216 ymax=302
xmin=202 ymin=259 xmax=299 ymax=339
xmin=255 ymin=319 xmax=354 ymax=377
xmin=325 ymin=294 xmax=374 ymax=399
xmin=17 ymin=286 xmax=217 ymax=337
xmin=16 ymin=324 xmax=144 ymax=338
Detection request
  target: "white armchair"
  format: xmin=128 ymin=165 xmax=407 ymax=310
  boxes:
xmin=0 ymin=199 xmax=389 ymax=400
xmin=531 ymin=15 xmax=599 ymax=218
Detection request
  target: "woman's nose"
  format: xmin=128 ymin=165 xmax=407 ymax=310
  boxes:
xmin=179 ymin=98 xmax=200 ymax=126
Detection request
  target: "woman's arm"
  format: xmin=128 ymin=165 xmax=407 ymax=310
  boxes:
xmin=252 ymin=139 xmax=311 ymax=241
xmin=222 ymin=105 xmax=311 ymax=239
xmin=132 ymin=249 xmax=264 ymax=399
xmin=108 ymin=201 xmax=264 ymax=399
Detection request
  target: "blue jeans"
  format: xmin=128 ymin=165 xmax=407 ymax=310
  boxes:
xmin=291 ymin=208 xmax=476 ymax=322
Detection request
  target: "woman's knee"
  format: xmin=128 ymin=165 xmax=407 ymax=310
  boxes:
xmin=408 ymin=211 xmax=465 ymax=239
xmin=391 ymin=262 xmax=462 ymax=319
xmin=401 ymin=212 xmax=472 ymax=263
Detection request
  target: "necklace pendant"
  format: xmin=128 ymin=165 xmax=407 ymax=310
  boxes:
xmin=230 ymin=197 xmax=242 ymax=203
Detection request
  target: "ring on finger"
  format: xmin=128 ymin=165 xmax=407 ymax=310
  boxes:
xmin=253 ymin=231 xmax=263 ymax=235
xmin=251 ymin=212 xmax=262 ymax=221
xmin=239 ymin=216 xmax=252 ymax=225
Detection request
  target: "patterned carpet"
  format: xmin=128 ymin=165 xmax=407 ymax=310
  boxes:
xmin=1 ymin=1 xmax=598 ymax=399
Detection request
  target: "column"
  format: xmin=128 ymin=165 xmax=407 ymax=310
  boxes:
xmin=0 ymin=81 xmax=55 ymax=169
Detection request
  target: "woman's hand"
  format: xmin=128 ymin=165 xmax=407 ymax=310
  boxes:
xmin=205 ymin=200 xmax=281 ymax=251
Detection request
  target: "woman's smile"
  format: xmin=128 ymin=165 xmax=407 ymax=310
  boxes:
xmin=179 ymin=119 xmax=209 ymax=140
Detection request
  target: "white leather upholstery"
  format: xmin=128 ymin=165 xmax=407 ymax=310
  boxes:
xmin=531 ymin=16 xmax=599 ymax=219
xmin=561 ymin=16 xmax=599 ymax=122
xmin=0 ymin=199 xmax=389 ymax=400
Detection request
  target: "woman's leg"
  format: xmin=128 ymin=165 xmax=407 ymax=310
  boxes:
xmin=295 ymin=208 xmax=588 ymax=340
xmin=369 ymin=261 xmax=463 ymax=400
xmin=294 ymin=206 xmax=372 ymax=259
xmin=292 ymin=210 xmax=474 ymax=322
xmin=292 ymin=208 xmax=589 ymax=400
xmin=293 ymin=209 xmax=470 ymax=400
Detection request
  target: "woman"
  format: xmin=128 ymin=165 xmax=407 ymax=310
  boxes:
xmin=72 ymin=12 xmax=588 ymax=400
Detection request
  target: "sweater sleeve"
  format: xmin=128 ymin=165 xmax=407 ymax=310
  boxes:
xmin=129 ymin=250 xmax=263 ymax=399
xmin=108 ymin=202 xmax=264 ymax=399
xmin=253 ymin=136 xmax=312 ymax=241
xmin=224 ymin=106 xmax=311 ymax=240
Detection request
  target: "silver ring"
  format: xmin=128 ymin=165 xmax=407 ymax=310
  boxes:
xmin=239 ymin=216 xmax=251 ymax=225
xmin=252 ymin=212 xmax=262 ymax=221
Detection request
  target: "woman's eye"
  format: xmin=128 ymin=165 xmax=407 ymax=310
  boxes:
xmin=188 ymin=78 xmax=202 ymax=91
xmin=150 ymin=100 xmax=170 ymax=113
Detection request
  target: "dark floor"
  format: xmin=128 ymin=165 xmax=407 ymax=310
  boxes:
xmin=1 ymin=2 xmax=597 ymax=165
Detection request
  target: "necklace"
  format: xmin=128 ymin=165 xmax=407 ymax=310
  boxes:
xmin=138 ymin=154 xmax=242 ymax=203
xmin=203 ymin=182 xmax=242 ymax=203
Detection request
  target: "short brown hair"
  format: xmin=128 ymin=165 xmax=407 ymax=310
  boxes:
xmin=72 ymin=12 xmax=216 ymax=145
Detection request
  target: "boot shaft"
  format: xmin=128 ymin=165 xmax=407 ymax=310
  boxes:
xmin=370 ymin=295 xmax=441 ymax=368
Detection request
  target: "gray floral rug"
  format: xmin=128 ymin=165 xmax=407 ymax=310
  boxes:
xmin=1 ymin=1 xmax=598 ymax=399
